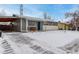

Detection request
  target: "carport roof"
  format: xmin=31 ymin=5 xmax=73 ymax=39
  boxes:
xmin=0 ymin=16 xmax=19 ymax=22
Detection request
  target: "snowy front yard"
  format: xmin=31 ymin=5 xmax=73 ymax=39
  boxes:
xmin=22 ymin=31 xmax=79 ymax=53
xmin=1 ymin=31 xmax=79 ymax=54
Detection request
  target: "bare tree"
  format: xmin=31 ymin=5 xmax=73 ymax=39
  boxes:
xmin=65 ymin=10 xmax=79 ymax=30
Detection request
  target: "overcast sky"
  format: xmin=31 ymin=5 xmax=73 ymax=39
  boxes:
xmin=0 ymin=4 xmax=79 ymax=21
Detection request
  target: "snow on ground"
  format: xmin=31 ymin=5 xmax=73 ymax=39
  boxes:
xmin=0 ymin=38 xmax=4 ymax=54
xmin=23 ymin=31 xmax=79 ymax=47
xmin=1 ymin=30 xmax=79 ymax=54
xmin=2 ymin=32 xmax=54 ymax=54
xmin=2 ymin=33 xmax=38 ymax=54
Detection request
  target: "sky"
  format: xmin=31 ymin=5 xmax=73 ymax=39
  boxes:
xmin=0 ymin=4 xmax=79 ymax=22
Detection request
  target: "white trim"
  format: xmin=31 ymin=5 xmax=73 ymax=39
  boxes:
xmin=26 ymin=19 xmax=28 ymax=32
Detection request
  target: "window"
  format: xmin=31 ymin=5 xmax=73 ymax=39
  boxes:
xmin=28 ymin=21 xmax=36 ymax=26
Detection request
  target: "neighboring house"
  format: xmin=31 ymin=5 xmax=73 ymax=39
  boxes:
xmin=58 ymin=22 xmax=70 ymax=30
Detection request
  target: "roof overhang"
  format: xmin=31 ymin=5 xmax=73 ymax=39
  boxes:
xmin=0 ymin=18 xmax=17 ymax=22
xmin=0 ymin=16 xmax=54 ymax=22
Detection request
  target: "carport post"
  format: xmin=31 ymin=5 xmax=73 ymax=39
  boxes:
xmin=20 ymin=18 xmax=23 ymax=32
xmin=26 ymin=20 xmax=28 ymax=32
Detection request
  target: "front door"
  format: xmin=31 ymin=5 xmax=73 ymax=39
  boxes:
xmin=37 ymin=22 xmax=41 ymax=31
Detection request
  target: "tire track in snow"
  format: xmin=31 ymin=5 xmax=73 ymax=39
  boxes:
xmin=5 ymin=33 xmax=54 ymax=54
xmin=1 ymin=40 xmax=15 ymax=54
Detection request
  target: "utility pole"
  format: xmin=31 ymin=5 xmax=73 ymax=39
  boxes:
xmin=20 ymin=4 xmax=23 ymax=32
xmin=44 ymin=12 xmax=47 ymax=19
xmin=20 ymin=4 xmax=23 ymax=16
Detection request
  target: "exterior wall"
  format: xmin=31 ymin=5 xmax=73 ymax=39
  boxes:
xmin=43 ymin=25 xmax=58 ymax=31
xmin=43 ymin=21 xmax=58 ymax=31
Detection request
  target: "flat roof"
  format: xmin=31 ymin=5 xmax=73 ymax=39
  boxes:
xmin=0 ymin=16 xmax=54 ymax=22
xmin=20 ymin=16 xmax=54 ymax=22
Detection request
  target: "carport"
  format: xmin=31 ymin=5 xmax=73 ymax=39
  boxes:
xmin=0 ymin=17 xmax=18 ymax=32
